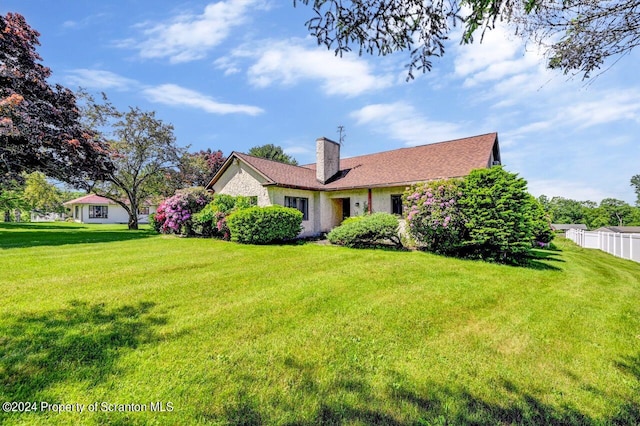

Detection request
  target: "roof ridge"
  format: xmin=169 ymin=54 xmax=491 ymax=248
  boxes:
xmin=335 ymin=132 xmax=497 ymax=163
xmin=235 ymin=151 xmax=316 ymax=171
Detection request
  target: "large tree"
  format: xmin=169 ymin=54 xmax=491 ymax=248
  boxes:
xmin=294 ymin=0 xmax=639 ymax=79
xmin=248 ymin=144 xmax=298 ymax=165
xmin=0 ymin=13 xmax=112 ymax=186
xmin=0 ymin=178 xmax=27 ymax=222
xmin=631 ymin=174 xmax=640 ymax=206
xmin=173 ymin=149 xmax=226 ymax=190
xmin=82 ymin=99 xmax=185 ymax=230
xmin=22 ymin=171 xmax=63 ymax=213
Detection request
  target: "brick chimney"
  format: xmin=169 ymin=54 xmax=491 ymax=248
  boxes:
xmin=316 ymin=137 xmax=340 ymax=184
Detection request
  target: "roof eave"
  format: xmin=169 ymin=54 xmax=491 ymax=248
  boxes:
xmin=206 ymin=152 xmax=275 ymax=190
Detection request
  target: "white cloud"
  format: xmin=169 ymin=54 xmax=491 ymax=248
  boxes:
xmin=351 ymin=102 xmax=466 ymax=146
xmin=527 ymin=179 xmax=613 ymax=203
xmin=126 ymin=0 xmax=267 ymax=63
xmin=65 ymin=69 xmax=139 ymax=91
xmin=563 ymin=90 xmax=640 ymax=128
xmin=224 ymin=38 xmax=393 ymax=97
xmin=142 ymin=84 xmax=264 ymax=115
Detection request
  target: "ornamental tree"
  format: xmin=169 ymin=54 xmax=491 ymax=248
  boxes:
xmin=0 ymin=13 xmax=112 ymax=186
xmin=162 ymin=149 xmax=227 ymax=195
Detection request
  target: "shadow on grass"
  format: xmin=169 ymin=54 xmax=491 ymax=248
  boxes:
xmin=0 ymin=300 xmax=166 ymax=402
xmin=0 ymin=223 xmax=156 ymax=249
xmin=204 ymin=354 xmax=640 ymax=425
xmin=0 ymin=223 xmax=88 ymax=230
xmin=527 ymin=249 xmax=565 ymax=271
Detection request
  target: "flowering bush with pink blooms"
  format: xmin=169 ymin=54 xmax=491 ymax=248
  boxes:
xmin=404 ymin=179 xmax=465 ymax=254
xmin=153 ymin=187 xmax=212 ymax=235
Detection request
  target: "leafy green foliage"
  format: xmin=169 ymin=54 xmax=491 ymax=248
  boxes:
xmin=528 ymin=195 xmax=554 ymax=244
xmin=405 ymin=168 xmax=546 ymax=264
xmin=79 ymin=94 xmax=185 ymax=230
xmin=540 ymin=195 xmax=640 ymax=228
xmin=227 ymin=206 xmax=302 ymax=244
xmin=22 ymin=172 xmax=63 ymax=213
xmin=163 ymin=149 xmax=226 ymax=195
xmin=248 ymin=144 xmax=298 ymax=165
xmin=295 ymin=0 xmax=639 ymax=79
xmin=0 ymin=178 xmax=28 ymax=222
xmin=632 ymin=174 xmax=640 ymax=207
xmin=192 ymin=194 xmax=255 ymax=239
xmin=328 ymin=212 xmax=401 ymax=248
xmin=458 ymin=167 xmax=533 ymax=264
xmin=404 ymin=179 xmax=465 ymax=254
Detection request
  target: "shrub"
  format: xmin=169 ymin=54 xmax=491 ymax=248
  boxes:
xmin=404 ymin=179 xmax=464 ymax=254
xmin=529 ymin=195 xmax=554 ymax=245
xmin=191 ymin=203 xmax=218 ymax=237
xmin=154 ymin=187 xmax=211 ymax=235
xmin=192 ymin=194 xmax=256 ymax=239
xmin=149 ymin=212 xmax=162 ymax=233
xmin=226 ymin=206 xmax=303 ymax=244
xmin=457 ymin=166 xmax=533 ymax=265
xmin=328 ymin=213 xmax=401 ymax=248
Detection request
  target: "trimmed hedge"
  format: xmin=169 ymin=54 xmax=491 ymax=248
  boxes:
xmin=328 ymin=213 xmax=401 ymax=248
xmin=226 ymin=205 xmax=303 ymax=244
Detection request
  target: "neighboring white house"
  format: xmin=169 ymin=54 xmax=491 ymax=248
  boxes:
xmin=206 ymin=132 xmax=502 ymax=237
xmin=30 ymin=211 xmax=66 ymax=222
xmin=63 ymin=194 xmax=156 ymax=224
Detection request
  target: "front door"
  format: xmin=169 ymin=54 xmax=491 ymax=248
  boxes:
xmin=342 ymin=198 xmax=350 ymax=220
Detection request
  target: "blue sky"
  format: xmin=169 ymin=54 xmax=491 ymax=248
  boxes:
xmin=3 ymin=0 xmax=639 ymax=203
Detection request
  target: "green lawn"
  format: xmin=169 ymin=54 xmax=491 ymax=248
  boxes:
xmin=0 ymin=222 xmax=639 ymax=425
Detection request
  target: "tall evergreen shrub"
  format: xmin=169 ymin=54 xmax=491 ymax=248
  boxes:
xmin=457 ymin=166 xmax=533 ymax=264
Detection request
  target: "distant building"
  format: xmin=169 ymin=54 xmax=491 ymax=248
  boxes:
xmin=551 ymin=224 xmax=588 ymax=235
xmin=592 ymin=226 xmax=640 ymax=234
xmin=63 ymin=194 xmax=156 ymax=224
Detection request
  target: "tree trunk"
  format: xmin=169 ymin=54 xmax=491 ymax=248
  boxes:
xmin=128 ymin=213 xmax=139 ymax=230
xmin=4 ymin=210 xmax=11 ymax=222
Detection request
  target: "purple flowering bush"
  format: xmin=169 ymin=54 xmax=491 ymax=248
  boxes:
xmin=404 ymin=179 xmax=465 ymax=254
xmin=154 ymin=187 xmax=212 ymax=235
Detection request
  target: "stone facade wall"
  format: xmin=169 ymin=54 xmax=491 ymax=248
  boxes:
xmin=211 ymin=161 xmax=270 ymax=206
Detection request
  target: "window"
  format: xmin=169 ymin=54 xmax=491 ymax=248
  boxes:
xmin=284 ymin=196 xmax=309 ymax=220
xmin=138 ymin=206 xmax=150 ymax=215
xmin=89 ymin=205 xmax=108 ymax=219
xmin=391 ymin=195 xmax=403 ymax=216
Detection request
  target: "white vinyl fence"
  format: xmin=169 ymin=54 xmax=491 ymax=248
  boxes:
xmin=566 ymin=228 xmax=640 ymax=263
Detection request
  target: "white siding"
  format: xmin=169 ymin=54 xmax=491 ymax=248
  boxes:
xmin=68 ymin=203 xmax=156 ymax=224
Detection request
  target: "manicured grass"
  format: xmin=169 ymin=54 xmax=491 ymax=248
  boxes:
xmin=0 ymin=222 xmax=639 ymax=425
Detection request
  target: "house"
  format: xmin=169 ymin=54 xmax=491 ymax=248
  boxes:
xmin=63 ymin=194 xmax=157 ymax=224
xmin=551 ymin=224 xmax=588 ymax=235
xmin=30 ymin=211 xmax=66 ymax=222
xmin=206 ymin=133 xmax=501 ymax=237
xmin=593 ymin=226 xmax=640 ymax=234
